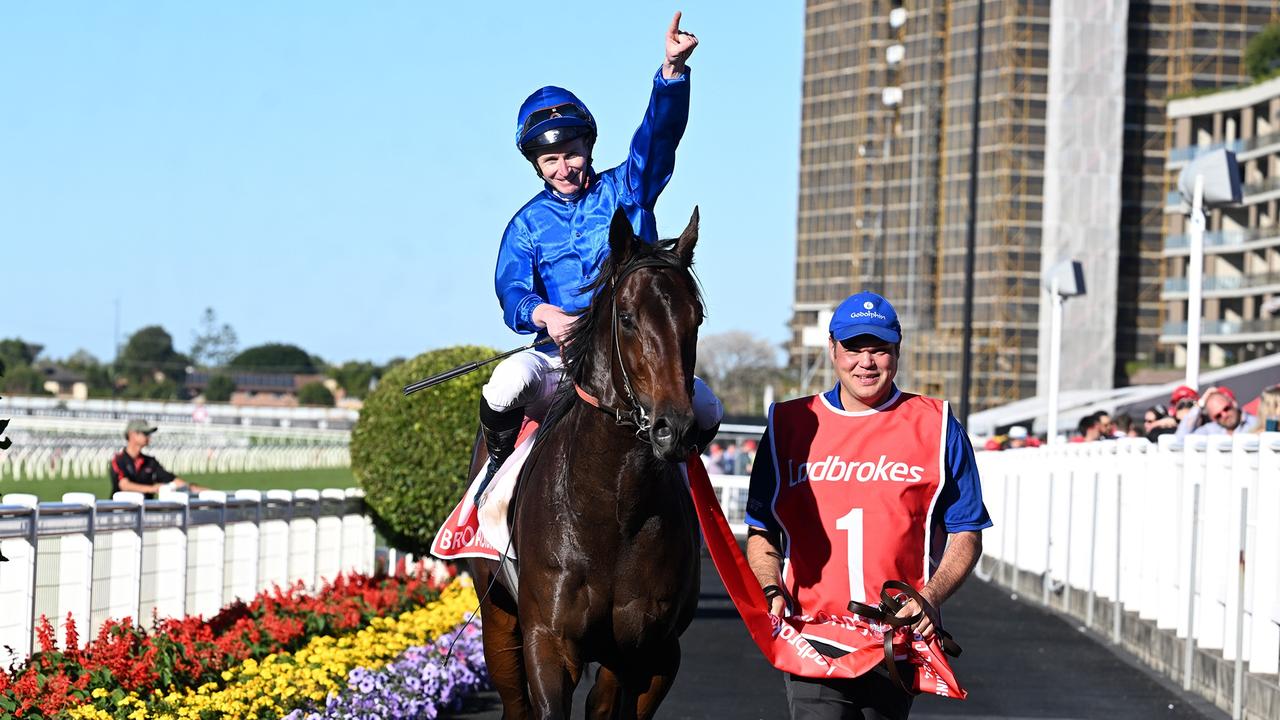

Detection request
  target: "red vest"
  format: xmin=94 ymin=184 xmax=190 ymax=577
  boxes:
xmin=768 ymin=390 xmax=947 ymax=652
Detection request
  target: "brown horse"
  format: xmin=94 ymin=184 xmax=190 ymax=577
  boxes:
xmin=470 ymin=207 xmax=704 ymax=720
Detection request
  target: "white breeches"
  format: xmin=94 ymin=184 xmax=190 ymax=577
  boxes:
xmin=481 ymin=347 xmax=724 ymax=429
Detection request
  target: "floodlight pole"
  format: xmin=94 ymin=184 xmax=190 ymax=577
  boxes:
xmin=1185 ymin=174 xmax=1205 ymax=390
xmin=1046 ymin=276 xmax=1064 ymax=444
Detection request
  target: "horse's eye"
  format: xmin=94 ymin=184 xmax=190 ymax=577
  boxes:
xmin=618 ymin=312 xmax=636 ymax=330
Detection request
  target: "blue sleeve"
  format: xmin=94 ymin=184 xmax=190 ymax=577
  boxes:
xmin=937 ymin=413 xmax=993 ymax=533
xmin=494 ymin=219 xmax=544 ymax=334
xmin=621 ymin=66 xmax=691 ymax=211
xmin=745 ymin=428 xmax=781 ymax=533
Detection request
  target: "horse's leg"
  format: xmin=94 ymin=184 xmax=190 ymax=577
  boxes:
xmin=584 ymin=664 xmax=625 ymax=720
xmin=523 ymin=626 xmax=584 ymax=720
xmin=627 ymin=640 xmax=681 ymax=720
xmin=472 ymin=559 xmax=532 ymax=720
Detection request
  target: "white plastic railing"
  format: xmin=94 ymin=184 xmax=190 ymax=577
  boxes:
xmin=0 ymin=487 xmax=374 ymax=667
xmin=978 ymin=433 xmax=1280 ymax=686
xmin=0 ymin=441 xmax=350 ymax=482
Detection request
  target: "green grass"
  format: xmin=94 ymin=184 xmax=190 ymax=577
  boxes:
xmin=0 ymin=467 xmax=357 ymax=502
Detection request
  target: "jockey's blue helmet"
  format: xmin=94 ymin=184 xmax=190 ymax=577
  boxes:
xmin=516 ymin=86 xmax=597 ymax=159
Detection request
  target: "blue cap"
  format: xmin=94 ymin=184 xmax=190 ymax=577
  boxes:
xmin=829 ymin=292 xmax=901 ymax=343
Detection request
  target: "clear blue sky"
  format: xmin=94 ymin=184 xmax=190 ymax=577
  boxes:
xmin=1 ymin=3 xmax=802 ymax=366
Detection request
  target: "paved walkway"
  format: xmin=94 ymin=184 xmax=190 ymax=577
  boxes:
xmin=452 ymin=559 xmax=1225 ymax=719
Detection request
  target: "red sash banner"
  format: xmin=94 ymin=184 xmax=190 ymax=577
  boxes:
xmin=684 ymin=455 xmax=966 ymax=699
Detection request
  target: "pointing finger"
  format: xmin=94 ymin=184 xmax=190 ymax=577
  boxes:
xmin=669 ymin=10 xmax=682 ymax=37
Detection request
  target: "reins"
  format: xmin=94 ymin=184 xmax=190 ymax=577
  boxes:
xmin=572 ymin=255 xmax=684 ymax=440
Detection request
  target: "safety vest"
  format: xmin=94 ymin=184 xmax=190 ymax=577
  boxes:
xmin=767 ymin=390 xmax=947 ymax=653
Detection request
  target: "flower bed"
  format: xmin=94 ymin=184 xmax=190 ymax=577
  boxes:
xmin=66 ymin=578 xmax=479 ymax=720
xmin=0 ymin=568 xmax=449 ymax=719
xmin=286 ymin=623 xmax=488 ymax=720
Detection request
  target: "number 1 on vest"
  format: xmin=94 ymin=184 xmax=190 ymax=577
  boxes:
xmin=835 ymin=507 xmax=865 ymax=603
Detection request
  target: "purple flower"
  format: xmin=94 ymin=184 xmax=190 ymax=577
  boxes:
xmin=291 ymin=620 xmax=491 ymax=719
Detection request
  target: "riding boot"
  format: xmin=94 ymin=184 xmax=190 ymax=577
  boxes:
xmin=693 ymin=422 xmax=721 ymax=456
xmin=476 ymin=399 xmax=524 ymax=505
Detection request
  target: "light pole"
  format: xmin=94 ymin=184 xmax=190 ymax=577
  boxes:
xmin=1176 ymin=149 xmax=1241 ymax=389
xmin=1045 ymin=260 xmax=1085 ymax=444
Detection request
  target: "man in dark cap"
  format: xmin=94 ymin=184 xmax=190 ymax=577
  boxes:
xmin=108 ymin=420 xmax=207 ymax=498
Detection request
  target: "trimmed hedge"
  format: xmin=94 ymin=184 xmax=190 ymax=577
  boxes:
xmin=350 ymin=346 xmax=496 ymax=553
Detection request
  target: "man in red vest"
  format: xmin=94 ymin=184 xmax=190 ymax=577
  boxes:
xmin=745 ymin=291 xmax=991 ymax=719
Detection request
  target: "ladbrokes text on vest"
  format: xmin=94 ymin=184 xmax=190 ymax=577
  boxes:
xmin=786 ymin=455 xmax=924 ymax=486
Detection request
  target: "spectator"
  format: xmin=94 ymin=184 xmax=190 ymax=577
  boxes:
xmin=1007 ymin=425 xmax=1029 ymax=448
xmin=1176 ymin=386 xmax=1258 ymax=437
xmin=702 ymin=441 xmax=727 ymax=475
xmin=734 ymin=438 xmax=757 ymax=475
xmin=1114 ymin=414 xmax=1138 ymax=438
xmin=109 ymin=419 xmax=208 ymax=499
xmin=1143 ymin=404 xmax=1178 ymax=442
xmin=1169 ymin=385 xmax=1198 ymax=417
xmin=1250 ymin=384 xmax=1280 ymax=433
xmin=1074 ymin=413 xmax=1102 ymax=442
xmin=1095 ymin=411 xmax=1116 ymax=438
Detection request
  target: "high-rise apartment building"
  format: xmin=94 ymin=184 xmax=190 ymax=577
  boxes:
xmin=1161 ymin=77 xmax=1280 ymax=368
xmin=792 ymin=0 xmax=1279 ymax=413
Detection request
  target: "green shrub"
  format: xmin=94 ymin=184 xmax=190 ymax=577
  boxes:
xmin=205 ymin=373 xmax=236 ymax=402
xmin=350 ymin=345 xmax=495 ymax=553
xmin=1246 ymin=24 xmax=1280 ymax=81
xmin=297 ymin=381 xmax=335 ymax=407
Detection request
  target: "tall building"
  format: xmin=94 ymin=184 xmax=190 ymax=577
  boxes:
xmin=1161 ymin=76 xmax=1280 ymax=368
xmin=1117 ymin=1 xmax=1280 ymax=383
xmin=791 ymin=0 xmax=1279 ymax=413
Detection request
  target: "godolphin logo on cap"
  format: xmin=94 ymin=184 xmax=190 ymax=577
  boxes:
xmin=863 ymin=301 xmax=874 ymax=310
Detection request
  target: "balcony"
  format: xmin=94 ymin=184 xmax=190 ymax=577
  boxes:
xmin=1168 ymin=130 xmax=1280 ymax=168
xmin=1161 ymin=316 xmax=1280 ymax=340
xmin=1164 ymin=228 xmax=1280 ymax=254
xmin=1169 ymin=139 xmax=1245 ymax=165
xmin=1163 ymin=270 xmax=1280 ymax=296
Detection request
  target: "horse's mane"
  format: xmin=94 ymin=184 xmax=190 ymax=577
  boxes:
xmin=537 ymin=236 xmax=703 ymax=437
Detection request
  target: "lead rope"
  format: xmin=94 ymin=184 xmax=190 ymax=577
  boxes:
xmin=610 ymin=291 xmax=652 ymax=438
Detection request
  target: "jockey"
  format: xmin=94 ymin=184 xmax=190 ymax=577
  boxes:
xmin=479 ymin=12 xmax=723 ymax=490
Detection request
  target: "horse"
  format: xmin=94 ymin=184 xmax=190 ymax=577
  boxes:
xmin=470 ymin=206 xmax=705 ymax=720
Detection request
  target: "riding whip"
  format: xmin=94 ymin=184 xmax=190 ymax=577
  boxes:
xmin=402 ymin=341 xmax=542 ymax=396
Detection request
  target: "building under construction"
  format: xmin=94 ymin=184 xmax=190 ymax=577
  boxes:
xmin=792 ymin=0 xmax=1279 ymax=414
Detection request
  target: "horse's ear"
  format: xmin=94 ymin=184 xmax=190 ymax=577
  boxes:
xmin=609 ymin=207 xmax=637 ymax=267
xmin=675 ymin=206 xmax=699 ymax=266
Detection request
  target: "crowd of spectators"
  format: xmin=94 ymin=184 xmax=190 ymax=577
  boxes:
xmin=979 ymin=381 xmax=1279 ymax=450
xmin=700 ymin=439 xmax=757 ymax=475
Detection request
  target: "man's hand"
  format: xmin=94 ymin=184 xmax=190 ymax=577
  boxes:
xmin=894 ymin=586 xmax=940 ymax=639
xmin=664 ymin=11 xmax=698 ymax=79
xmin=532 ymin=304 xmax=577 ymax=348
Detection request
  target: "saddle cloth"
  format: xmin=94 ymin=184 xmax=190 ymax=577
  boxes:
xmin=430 ymin=420 xmax=539 ymax=562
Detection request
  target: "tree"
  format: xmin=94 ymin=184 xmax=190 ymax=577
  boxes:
xmin=205 ymin=373 xmax=236 ymax=402
xmin=61 ymin=349 xmax=112 ymax=395
xmin=190 ymin=308 xmax=239 ymax=367
xmin=1 ymin=365 xmax=48 ymax=396
xmin=0 ymin=338 xmax=42 ymax=370
xmin=1246 ymin=23 xmax=1280 ymax=81
xmin=696 ymin=331 xmax=786 ymax=416
xmin=328 ymin=360 xmax=379 ymax=400
xmin=230 ymin=343 xmax=317 ymax=374
xmin=297 ymin=381 xmax=335 ymax=407
xmin=119 ymin=326 xmax=189 ymax=388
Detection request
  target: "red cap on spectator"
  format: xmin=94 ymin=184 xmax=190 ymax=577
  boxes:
xmin=984 ymin=438 xmax=1003 ymax=451
xmin=1217 ymin=386 xmax=1236 ymax=403
xmin=1170 ymin=385 xmax=1197 ymax=404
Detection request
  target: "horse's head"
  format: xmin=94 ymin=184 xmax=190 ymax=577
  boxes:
xmin=564 ymin=207 xmax=703 ymax=461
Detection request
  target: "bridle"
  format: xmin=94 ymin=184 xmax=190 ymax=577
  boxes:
xmin=574 ymin=255 xmax=689 ymax=441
